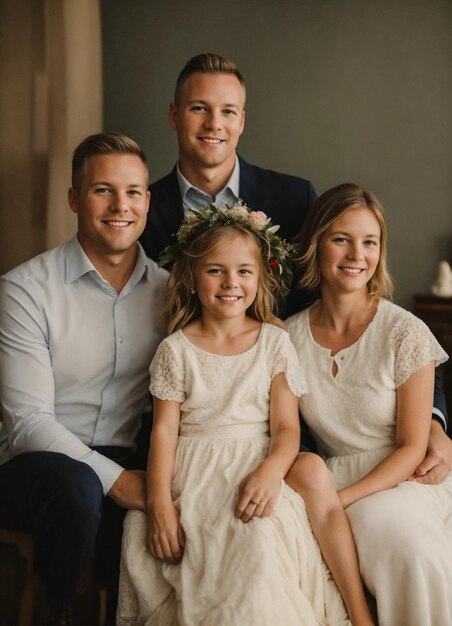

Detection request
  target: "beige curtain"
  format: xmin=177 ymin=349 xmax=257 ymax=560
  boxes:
xmin=0 ymin=0 xmax=102 ymax=274
xmin=45 ymin=0 xmax=103 ymax=249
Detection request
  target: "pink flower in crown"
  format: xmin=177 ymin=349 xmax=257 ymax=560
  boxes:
xmin=248 ymin=211 xmax=269 ymax=229
xmin=229 ymin=204 xmax=249 ymax=219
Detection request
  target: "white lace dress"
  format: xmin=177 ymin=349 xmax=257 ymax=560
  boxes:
xmin=117 ymin=323 xmax=350 ymax=626
xmin=286 ymin=299 xmax=451 ymax=626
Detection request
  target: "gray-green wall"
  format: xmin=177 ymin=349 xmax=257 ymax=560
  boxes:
xmin=101 ymin=0 xmax=452 ymax=309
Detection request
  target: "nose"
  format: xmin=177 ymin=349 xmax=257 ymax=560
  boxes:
xmin=346 ymin=243 xmax=364 ymax=261
xmin=221 ymin=272 xmax=237 ymax=289
xmin=204 ymin=109 xmax=222 ymax=131
xmin=110 ymin=191 xmax=129 ymax=212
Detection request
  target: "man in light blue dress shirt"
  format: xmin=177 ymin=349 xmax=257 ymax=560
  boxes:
xmin=0 ymin=132 xmax=168 ymax=623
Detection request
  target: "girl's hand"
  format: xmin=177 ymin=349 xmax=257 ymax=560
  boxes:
xmin=234 ymin=463 xmax=281 ymax=523
xmin=146 ymin=501 xmax=185 ymax=564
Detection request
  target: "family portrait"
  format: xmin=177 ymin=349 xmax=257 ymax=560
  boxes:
xmin=0 ymin=2 xmax=451 ymax=626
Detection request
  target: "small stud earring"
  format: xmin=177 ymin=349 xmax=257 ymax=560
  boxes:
xmin=190 ymin=287 xmax=196 ymax=295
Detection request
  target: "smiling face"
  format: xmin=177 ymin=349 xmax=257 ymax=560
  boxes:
xmin=169 ymin=72 xmax=245 ymax=182
xmin=68 ymin=153 xmax=150 ymax=265
xmin=318 ymin=207 xmax=381 ymax=295
xmin=194 ymin=232 xmax=259 ymax=323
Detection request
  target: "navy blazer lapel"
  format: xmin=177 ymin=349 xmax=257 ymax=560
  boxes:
xmin=237 ymin=156 xmax=268 ymax=209
xmin=151 ymin=167 xmax=184 ymax=239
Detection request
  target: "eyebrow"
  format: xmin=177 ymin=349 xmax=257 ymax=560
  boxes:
xmin=204 ymin=262 xmax=257 ymax=267
xmin=188 ymin=99 xmax=241 ymax=109
xmin=330 ymin=230 xmax=380 ymax=239
xmin=91 ymin=181 xmax=145 ymax=188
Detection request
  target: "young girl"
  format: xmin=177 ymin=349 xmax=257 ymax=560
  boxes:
xmin=285 ymin=184 xmax=451 ymax=626
xmin=117 ymin=203 xmax=373 ymax=626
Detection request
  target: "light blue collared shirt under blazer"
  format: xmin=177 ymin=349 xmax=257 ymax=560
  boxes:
xmin=0 ymin=236 xmax=168 ymax=493
xmin=176 ymin=156 xmax=240 ymax=212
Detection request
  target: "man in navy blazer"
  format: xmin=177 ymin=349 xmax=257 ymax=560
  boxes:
xmin=140 ymin=52 xmax=451 ymax=475
xmin=140 ymin=155 xmax=316 ymax=264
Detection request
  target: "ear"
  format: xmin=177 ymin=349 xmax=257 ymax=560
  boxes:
xmin=146 ymin=189 xmax=151 ymax=213
xmin=168 ymin=103 xmax=178 ymax=131
xmin=68 ymin=188 xmax=79 ymax=214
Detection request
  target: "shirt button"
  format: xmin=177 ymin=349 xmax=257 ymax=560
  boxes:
xmin=118 ymin=337 xmax=123 ymax=343
xmin=341 ymin=356 xmax=344 ymax=360
xmin=101 ymin=415 xmax=106 ymax=421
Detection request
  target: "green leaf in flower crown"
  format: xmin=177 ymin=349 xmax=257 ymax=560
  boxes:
xmin=158 ymin=243 xmax=180 ymax=267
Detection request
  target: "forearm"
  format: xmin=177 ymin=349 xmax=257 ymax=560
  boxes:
xmin=339 ymin=443 xmax=426 ymax=507
xmin=146 ymin=425 xmax=178 ymax=511
xmin=264 ymin=425 xmax=300 ymax=479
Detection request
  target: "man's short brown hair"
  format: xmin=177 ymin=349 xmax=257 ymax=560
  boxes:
xmin=71 ymin=131 xmax=148 ymax=192
xmin=174 ymin=53 xmax=245 ymax=106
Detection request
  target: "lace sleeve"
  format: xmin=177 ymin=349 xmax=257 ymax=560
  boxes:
xmin=149 ymin=338 xmax=185 ymax=402
xmin=391 ymin=315 xmax=448 ymax=388
xmin=271 ymin=332 xmax=308 ymax=397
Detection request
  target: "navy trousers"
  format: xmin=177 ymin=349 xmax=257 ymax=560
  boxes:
xmin=0 ymin=450 xmax=133 ymax=623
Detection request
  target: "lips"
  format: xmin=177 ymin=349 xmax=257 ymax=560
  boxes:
xmin=339 ymin=267 xmax=364 ymax=274
xmin=103 ymin=220 xmax=132 ymax=227
xmin=198 ymin=137 xmax=224 ymax=144
xmin=217 ymin=296 xmax=241 ymax=302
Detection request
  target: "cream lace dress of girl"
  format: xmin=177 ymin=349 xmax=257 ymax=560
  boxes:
xmin=286 ymin=298 xmax=451 ymax=626
xmin=117 ymin=323 xmax=350 ymax=626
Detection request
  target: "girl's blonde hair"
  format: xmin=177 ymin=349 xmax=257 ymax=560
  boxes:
xmin=167 ymin=223 xmax=285 ymax=333
xmin=296 ymin=183 xmax=394 ymax=299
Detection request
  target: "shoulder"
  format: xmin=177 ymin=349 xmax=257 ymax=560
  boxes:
xmin=238 ymin=157 xmax=316 ymax=241
xmin=1 ymin=243 xmax=67 ymax=290
xmin=142 ymin=254 xmax=169 ymax=286
xmin=152 ymin=332 xmax=184 ymax=366
xmin=261 ymin=322 xmax=294 ymax=351
xmin=377 ymin=299 xmax=427 ymax=335
xmin=239 ymin=157 xmax=312 ymax=190
xmin=149 ymin=167 xmax=178 ymax=196
xmin=284 ymin=308 xmax=310 ymax=335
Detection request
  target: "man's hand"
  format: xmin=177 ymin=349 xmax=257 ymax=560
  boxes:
xmin=410 ymin=420 xmax=452 ymax=484
xmin=107 ymin=469 xmax=146 ymax=510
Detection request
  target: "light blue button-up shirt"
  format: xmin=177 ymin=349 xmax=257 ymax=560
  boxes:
xmin=177 ymin=156 xmax=240 ymax=212
xmin=0 ymin=236 xmax=168 ymax=492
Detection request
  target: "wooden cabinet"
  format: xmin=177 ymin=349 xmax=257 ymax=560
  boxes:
xmin=413 ymin=295 xmax=452 ymax=432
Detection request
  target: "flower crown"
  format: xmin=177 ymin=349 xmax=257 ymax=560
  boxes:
xmin=159 ymin=201 xmax=295 ymax=295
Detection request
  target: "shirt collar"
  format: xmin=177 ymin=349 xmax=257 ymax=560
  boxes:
xmin=65 ymin=235 xmax=149 ymax=288
xmin=176 ymin=155 xmax=240 ymax=206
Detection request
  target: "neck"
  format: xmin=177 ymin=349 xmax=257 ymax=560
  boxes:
xmin=198 ymin=313 xmax=248 ymax=339
xmin=315 ymin=288 xmax=377 ymax=333
xmin=78 ymin=238 xmax=138 ymax=294
xmin=178 ymin=154 xmax=236 ymax=198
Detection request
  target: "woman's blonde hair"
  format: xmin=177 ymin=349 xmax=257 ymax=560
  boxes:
xmin=296 ymin=183 xmax=394 ymax=299
xmin=167 ymin=223 xmax=284 ymax=333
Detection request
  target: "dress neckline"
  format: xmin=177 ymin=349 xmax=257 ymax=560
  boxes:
xmin=179 ymin=323 xmax=265 ymax=357
xmin=305 ymin=298 xmax=383 ymax=358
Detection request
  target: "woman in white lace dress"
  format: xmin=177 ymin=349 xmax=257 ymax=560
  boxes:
xmin=285 ymin=183 xmax=451 ymax=626
xmin=117 ymin=203 xmax=374 ymax=626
